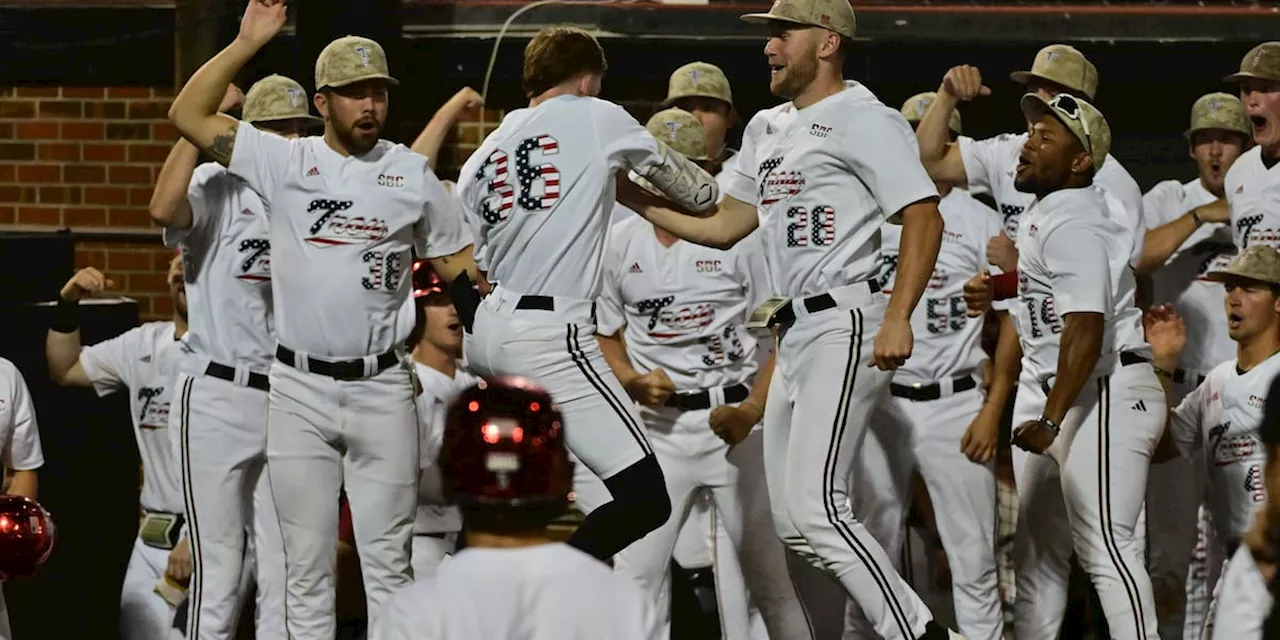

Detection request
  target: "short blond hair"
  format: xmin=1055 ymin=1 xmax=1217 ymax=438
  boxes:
xmin=522 ymin=27 xmax=608 ymax=98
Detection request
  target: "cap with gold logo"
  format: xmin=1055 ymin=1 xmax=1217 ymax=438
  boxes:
xmin=242 ymin=75 xmax=322 ymax=125
xmin=1020 ymin=92 xmax=1111 ymax=172
xmin=900 ymin=92 xmax=961 ymax=135
xmin=1185 ymin=92 xmax=1250 ymax=140
xmin=645 ymin=108 xmax=708 ymax=161
xmin=1010 ymin=44 xmax=1099 ymax=101
xmin=1225 ymin=41 xmax=1280 ymax=84
xmin=741 ymin=0 xmax=856 ymax=41
xmin=315 ymin=35 xmax=400 ymax=91
xmin=662 ymin=62 xmax=733 ymax=109
xmin=1207 ymin=244 xmax=1280 ymax=286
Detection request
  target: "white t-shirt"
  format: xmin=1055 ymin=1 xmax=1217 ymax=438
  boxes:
xmin=879 ymin=189 xmax=1004 ymax=385
xmin=1143 ymin=178 xmax=1236 ymax=375
xmin=1014 ymin=186 xmax=1147 ymax=382
xmin=1210 ymin=545 xmax=1274 ymax=639
xmin=227 ymin=127 xmax=473 ymax=359
xmin=457 ymin=95 xmax=705 ymax=300
xmin=1170 ymin=355 xmax=1280 ymax=545
xmin=77 ymin=321 xmax=185 ymax=514
xmin=596 ymin=216 xmax=772 ymax=392
xmin=412 ymin=360 xmax=477 ymax=535
xmin=379 ymin=543 xmax=660 ymax=640
xmin=0 ymin=358 xmax=44 ymax=474
xmin=164 ymin=163 xmax=274 ymax=373
xmin=722 ymin=82 xmax=938 ymax=298
xmin=1227 ymin=145 xmax=1280 ymax=251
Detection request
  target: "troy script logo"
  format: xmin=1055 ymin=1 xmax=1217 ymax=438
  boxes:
xmin=236 ymin=238 xmax=271 ymax=281
xmin=305 ymin=199 xmax=389 ymax=247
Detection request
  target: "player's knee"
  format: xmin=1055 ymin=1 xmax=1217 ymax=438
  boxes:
xmin=603 ymin=455 xmax=672 ymax=534
xmin=782 ymin=499 xmax=835 ymax=546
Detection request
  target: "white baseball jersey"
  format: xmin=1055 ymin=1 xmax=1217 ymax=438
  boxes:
xmin=164 ymin=162 xmax=274 ymax=372
xmin=878 ymin=189 xmax=1004 ymax=386
xmin=0 ymin=358 xmax=44 ymax=474
xmin=457 ymin=95 xmax=713 ymax=300
xmin=379 ymin=543 xmax=661 ymax=639
xmin=722 ymin=82 xmax=938 ymax=298
xmin=958 ymin=133 xmax=1144 ymax=257
xmin=1227 ymin=146 xmax=1280 ymax=251
xmin=1169 ymin=354 xmax=1280 ymax=545
xmin=596 ymin=216 xmax=772 ymax=390
xmin=1209 ymin=545 xmax=1273 ymax=639
xmin=77 ymin=321 xmax=185 ymax=513
xmin=228 ymin=127 xmax=472 ymax=359
xmin=411 ymin=360 xmax=477 ymax=535
xmin=1143 ymin=179 xmax=1237 ymax=374
xmin=1013 ymin=186 xmax=1147 ymax=382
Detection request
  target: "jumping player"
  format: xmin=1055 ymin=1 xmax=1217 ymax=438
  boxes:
xmin=456 ymin=26 xmax=718 ymax=562
xmin=167 ymin=2 xmax=480 ymax=636
xmin=619 ymin=0 xmax=959 ymax=637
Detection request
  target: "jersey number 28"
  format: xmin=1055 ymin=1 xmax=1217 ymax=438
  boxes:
xmin=476 ymin=134 xmax=562 ymax=223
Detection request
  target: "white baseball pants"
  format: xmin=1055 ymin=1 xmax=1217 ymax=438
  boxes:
xmin=120 ymin=535 xmax=177 ymax=639
xmin=266 ymin=360 xmax=419 ymax=640
xmin=765 ymin=288 xmax=934 ymax=640
xmin=1012 ymin=361 xmax=1165 ymax=640
xmin=1182 ymin=506 xmax=1224 ymax=640
xmin=671 ymin=493 xmax=772 ymax=640
xmin=173 ymin=373 xmax=286 ymax=640
xmin=843 ymin=386 xmax=1003 ymax=640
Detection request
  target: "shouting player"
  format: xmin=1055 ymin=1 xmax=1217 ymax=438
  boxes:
xmin=620 ymin=1 xmax=959 ymax=637
xmin=45 ymin=260 xmax=189 ymax=639
xmin=168 ymin=2 xmax=480 ymax=636
xmin=456 ymin=26 xmax=718 ymax=563
xmin=1225 ymin=42 xmax=1280 ymax=252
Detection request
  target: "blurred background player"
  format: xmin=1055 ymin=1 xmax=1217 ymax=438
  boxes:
xmin=844 ymin=92 xmax=1005 ymax=640
xmin=1225 ymin=42 xmax=1280 ymax=253
xmin=0 ymin=356 xmax=44 ymax=639
xmin=44 ymin=259 xmax=190 ymax=639
xmin=457 ymin=26 xmax=719 ymax=563
xmin=380 ymin=378 xmax=659 ymax=639
xmin=406 ymin=260 xmax=476 ymax=578
xmin=594 ymin=108 xmax=807 ymax=639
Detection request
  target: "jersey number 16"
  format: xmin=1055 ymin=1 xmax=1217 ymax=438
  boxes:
xmin=477 ymin=134 xmax=562 ymax=224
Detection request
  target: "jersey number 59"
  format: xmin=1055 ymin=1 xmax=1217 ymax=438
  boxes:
xmin=476 ymin=134 xmax=562 ymax=224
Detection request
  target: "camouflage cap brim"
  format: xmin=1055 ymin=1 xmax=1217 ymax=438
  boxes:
xmin=740 ymin=12 xmax=814 ymax=29
xmin=247 ymin=114 xmax=325 ymax=125
xmin=320 ymin=73 xmax=401 ymax=90
xmin=1204 ymin=269 xmax=1280 ymax=286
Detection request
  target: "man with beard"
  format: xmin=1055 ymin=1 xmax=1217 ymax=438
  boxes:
xmin=1225 ymin=42 xmax=1280 ymax=253
xmin=167 ymin=2 xmax=481 ymax=637
xmin=618 ymin=0 xmax=957 ymax=637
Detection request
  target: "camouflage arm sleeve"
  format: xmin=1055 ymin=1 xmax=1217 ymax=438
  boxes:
xmin=639 ymin=140 xmax=719 ymax=214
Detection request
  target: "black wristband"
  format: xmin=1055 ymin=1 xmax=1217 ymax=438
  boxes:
xmin=1190 ymin=209 xmax=1204 ymax=227
xmin=50 ymin=296 xmax=79 ymax=333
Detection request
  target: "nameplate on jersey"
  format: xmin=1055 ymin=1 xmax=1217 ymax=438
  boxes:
xmin=746 ymin=297 xmax=792 ymax=334
xmin=139 ymin=512 xmax=183 ymax=551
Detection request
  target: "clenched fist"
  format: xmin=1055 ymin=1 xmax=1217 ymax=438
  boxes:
xmin=625 ymin=368 xmax=676 ymax=408
xmin=962 ymin=270 xmax=992 ymax=317
xmin=60 ymin=267 xmax=115 ymax=302
xmin=940 ymin=65 xmax=992 ymax=103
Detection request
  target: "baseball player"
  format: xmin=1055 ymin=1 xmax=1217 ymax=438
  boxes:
xmin=999 ymin=92 xmax=1164 ymax=640
xmin=620 ymin=1 xmax=960 ymax=638
xmin=44 ymin=259 xmax=189 ymax=639
xmin=405 ymin=260 xmax=477 ymax=578
xmin=594 ymin=107 xmax=807 ymax=640
xmin=0 ymin=357 xmax=42 ymax=640
xmin=1226 ymin=42 xmax=1280 ymax=253
xmin=152 ymin=73 xmax=320 ymax=639
xmin=456 ymin=26 xmax=719 ymax=563
xmin=1144 ymin=245 xmax=1280 ymax=636
xmin=662 ymin=61 xmax=739 ymax=182
xmin=379 ymin=378 xmax=659 ymax=639
xmin=844 ymin=93 xmax=1006 ymax=640
xmin=1134 ymin=92 xmax=1252 ymax=639
xmin=168 ymin=3 xmax=480 ymax=635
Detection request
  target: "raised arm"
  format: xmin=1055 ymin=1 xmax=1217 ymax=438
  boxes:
xmin=618 ymin=178 xmax=758 ymax=250
xmin=918 ymin=66 xmax=990 ymax=188
xmin=411 ymin=87 xmax=483 ymax=170
xmin=151 ymin=85 xmax=244 ymax=228
xmin=46 ymin=268 xmax=116 ymax=387
xmin=636 ymin=141 xmax=719 ymax=214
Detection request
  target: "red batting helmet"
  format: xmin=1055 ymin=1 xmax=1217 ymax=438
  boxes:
xmin=412 ymin=259 xmax=447 ymax=299
xmin=441 ymin=377 xmax=571 ymax=510
xmin=0 ymin=496 xmax=55 ymax=582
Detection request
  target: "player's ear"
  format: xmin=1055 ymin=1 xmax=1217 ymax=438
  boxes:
xmin=314 ymin=91 xmax=330 ymax=121
xmin=1070 ymin=151 xmax=1093 ymax=177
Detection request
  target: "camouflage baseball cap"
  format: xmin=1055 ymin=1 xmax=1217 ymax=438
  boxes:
xmin=315 ymin=35 xmax=400 ymax=91
xmin=1225 ymin=41 xmax=1280 ymax=84
xmin=1021 ymin=92 xmax=1111 ymax=172
xmin=645 ymin=108 xmax=709 ymax=161
xmin=1185 ymin=92 xmax=1250 ymax=139
xmin=1010 ymin=44 xmax=1099 ymax=101
xmin=741 ymin=0 xmax=856 ymax=41
xmin=662 ymin=62 xmax=733 ymax=108
xmin=242 ymin=75 xmax=322 ymax=125
xmin=900 ymin=92 xmax=961 ymax=135
xmin=1207 ymin=244 xmax=1280 ymax=286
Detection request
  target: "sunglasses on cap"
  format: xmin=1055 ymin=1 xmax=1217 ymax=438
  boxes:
xmin=1049 ymin=94 xmax=1092 ymax=156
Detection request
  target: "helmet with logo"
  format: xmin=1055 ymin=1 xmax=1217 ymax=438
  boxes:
xmin=440 ymin=377 xmax=571 ymax=527
xmin=0 ymin=496 xmax=56 ymax=582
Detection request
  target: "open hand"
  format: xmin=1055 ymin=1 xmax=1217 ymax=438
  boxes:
xmin=238 ymin=0 xmax=288 ymax=49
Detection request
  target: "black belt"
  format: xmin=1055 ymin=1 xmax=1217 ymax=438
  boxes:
xmin=516 ymin=295 xmax=555 ymax=311
xmin=770 ymin=280 xmax=880 ymax=327
xmin=276 ymin=345 xmax=399 ymax=381
xmin=665 ymin=383 xmax=750 ymax=411
xmin=890 ymin=373 xmax=977 ymax=402
xmin=205 ymin=361 xmax=269 ymax=391
xmin=1040 ymin=350 xmax=1151 ymax=394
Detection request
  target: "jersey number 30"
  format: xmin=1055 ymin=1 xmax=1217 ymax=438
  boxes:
xmin=477 ymin=135 xmax=562 ymax=223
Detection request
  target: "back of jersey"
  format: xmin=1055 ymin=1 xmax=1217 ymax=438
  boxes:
xmin=458 ymin=95 xmax=664 ymax=300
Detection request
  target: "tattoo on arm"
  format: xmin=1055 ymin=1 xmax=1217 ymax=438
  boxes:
xmin=641 ymin=141 xmax=719 ymax=213
xmin=208 ymin=124 xmax=238 ymax=166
